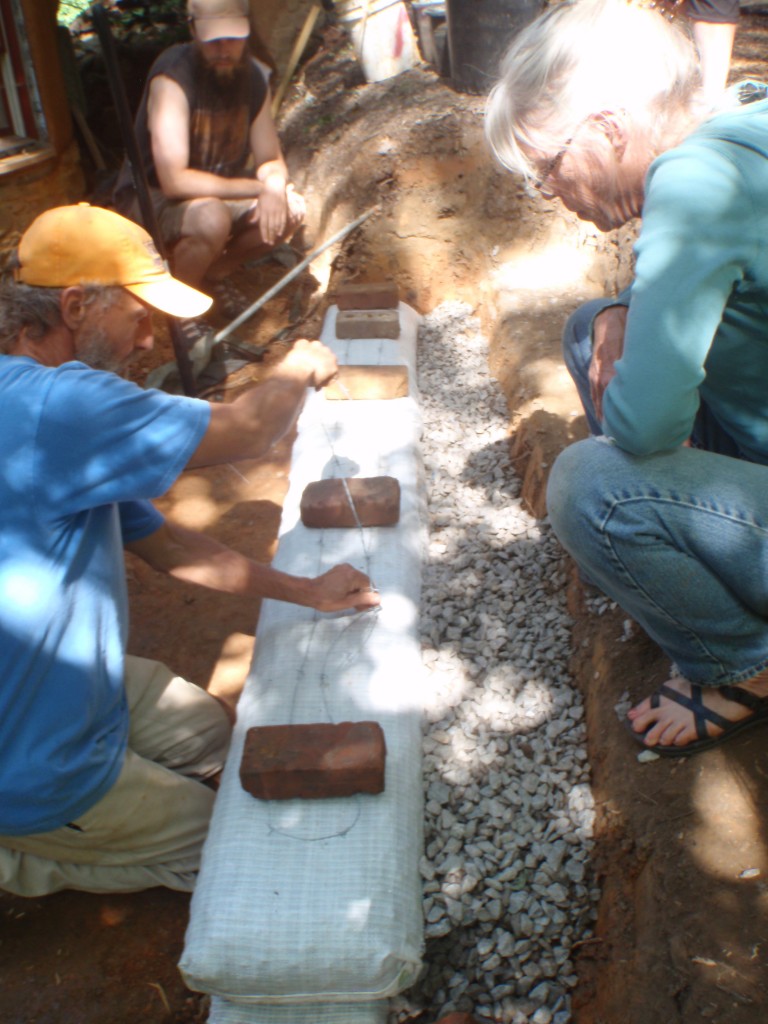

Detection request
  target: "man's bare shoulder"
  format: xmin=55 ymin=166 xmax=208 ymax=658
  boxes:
xmin=147 ymin=44 xmax=195 ymax=98
xmin=147 ymin=66 xmax=191 ymax=118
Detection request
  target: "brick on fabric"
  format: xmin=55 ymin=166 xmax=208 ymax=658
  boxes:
xmin=300 ymin=476 xmax=401 ymax=528
xmin=240 ymin=721 xmax=386 ymax=800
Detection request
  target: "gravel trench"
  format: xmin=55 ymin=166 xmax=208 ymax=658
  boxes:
xmin=391 ymin=303 xmax=598 ymax=1024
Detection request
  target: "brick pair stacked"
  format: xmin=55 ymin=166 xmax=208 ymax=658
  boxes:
xmin=300 ymin=279 xmax=404 ymax=530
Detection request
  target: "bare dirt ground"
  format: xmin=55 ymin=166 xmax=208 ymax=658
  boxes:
xmin=2 ymin=11 xmax=768 ymax=1024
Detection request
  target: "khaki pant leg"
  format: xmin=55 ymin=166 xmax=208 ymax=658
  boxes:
xmin=123 ymin=654 xmax=231 ymax=780
xmin=0 ymin=657 xmax=232 ymax=897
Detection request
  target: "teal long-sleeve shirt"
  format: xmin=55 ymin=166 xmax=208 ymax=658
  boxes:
xmin=602 ymin=99 xmax=768 ymax=463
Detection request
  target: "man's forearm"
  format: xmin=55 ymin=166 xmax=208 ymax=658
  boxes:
xmin=158 ymin=166 xmax=264 ymax=201
xmin=188 ymin=366 xmax=309 ymax=468
xmin=188 ymin=340 xmax=338 ymax=470
xmin=126 ymin=523 xmax=380 ymax=613
xmin=161 ymin=157 xmax=287 ymax=203
xmin=128 ymin=523 xmax=313 ymax=602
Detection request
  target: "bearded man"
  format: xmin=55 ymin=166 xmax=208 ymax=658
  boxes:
xmin=0 ymin=203 xmax=377 ymax=895
xmin=114 ymin=0 xmax=304 ymax=339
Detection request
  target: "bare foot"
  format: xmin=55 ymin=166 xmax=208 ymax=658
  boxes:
xmin=627 ymin=671 xmax=768 ymax=751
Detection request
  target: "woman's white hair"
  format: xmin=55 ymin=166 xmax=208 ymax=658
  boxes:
xmin=485 ymin=0 xmax=701 ymax=180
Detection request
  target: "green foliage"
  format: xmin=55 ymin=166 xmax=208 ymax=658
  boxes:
xmin=60 ymin=1 xmax=189 ymax=45
xmin=58 ymin=1 xmax=91 ymax=25
xmin=110 ymin=0 xmax=187 ymax=36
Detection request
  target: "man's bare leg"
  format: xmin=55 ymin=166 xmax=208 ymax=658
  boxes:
xmin=205 ymin=215 xmax=304 ymax=283
xmin=172 ymin=199 xmax=235 ymax=288
xmin=204 ymin=225 xmax=273 ymax=282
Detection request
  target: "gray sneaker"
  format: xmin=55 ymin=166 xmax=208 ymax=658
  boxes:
xmin=177 ymin=317 xmax=216 ymax=377
xmin=208 ymin=278 xmax=251 ymax=320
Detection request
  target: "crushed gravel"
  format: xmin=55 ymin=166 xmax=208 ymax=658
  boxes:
xmin=390 ymin=302 xmax=598 ymax=1024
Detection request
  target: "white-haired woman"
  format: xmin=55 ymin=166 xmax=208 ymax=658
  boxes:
xmin=486 ymin=0 xmax=768 ymax=757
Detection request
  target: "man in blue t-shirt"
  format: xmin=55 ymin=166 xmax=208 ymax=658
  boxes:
xmin=0 ymin=204 xmax=379 ymax=896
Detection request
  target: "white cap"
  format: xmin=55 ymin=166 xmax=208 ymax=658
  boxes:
xmin=188 ymin=0 xmax=250 ymax=42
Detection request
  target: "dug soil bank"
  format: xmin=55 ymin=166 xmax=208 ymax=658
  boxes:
xmin=2 ymin=12 xmax=768 ymax=1024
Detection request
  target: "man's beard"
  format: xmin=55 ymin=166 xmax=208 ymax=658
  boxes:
xmin=197 ymin=48 xmax=250 ymax=99
xmin=75 ymin=325 xmax=128 ymax=374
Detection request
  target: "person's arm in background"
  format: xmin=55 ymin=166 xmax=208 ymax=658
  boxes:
xmin=247 ymin=99 xmax=305 ymax=244
xmin=687 ymin=0 xmax=739 ymax=108
xmin=590 ymin=304 xmax=628 ymax=422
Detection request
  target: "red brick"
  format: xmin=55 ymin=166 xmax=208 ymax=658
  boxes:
xmin=336 ymin=309 xmax=400 ymax=339
xmin=335 ymin=280 xmax=399 ymax=310
xmin=240 ymin=721 xmax=386 ymax=800
xmin=300 ymin=476 xmax=400 ymax=528
xmin=433 ymin=1016 xmax=481 ymax=1024
xmin=324 ymin=364 xmax=409 ymax=400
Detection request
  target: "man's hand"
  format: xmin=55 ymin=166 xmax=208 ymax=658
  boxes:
xmin=590 ymin=305 xmax=628 ymax=421
xmin=253 ymin=174 xmax=288 ymax=245
xmin=281 ymin=338 xmax=338 ymax=390
xmin=286 ymin=183 xmax=306 ymax=224
xmin=247 ymin=182 xmax=305 ymax=246
xmin=305 ymin=564 xmax=381 ymax=613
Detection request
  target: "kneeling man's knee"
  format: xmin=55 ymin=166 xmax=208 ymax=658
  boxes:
xmin=186 ymin=198 xmax=234 ymax=243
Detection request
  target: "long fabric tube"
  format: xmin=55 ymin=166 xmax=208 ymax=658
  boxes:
xmin=180 ymin=303 xmax=426 ymax=1019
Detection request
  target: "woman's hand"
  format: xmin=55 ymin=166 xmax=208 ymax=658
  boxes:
xmin=590 ymin=305 xmax=628 ymax=421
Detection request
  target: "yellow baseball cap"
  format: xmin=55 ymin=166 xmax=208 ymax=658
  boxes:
xmin=14 ymin=204 xmax=213 ymax=318
xmin=188 ymin=0 xmax=250 ymax=42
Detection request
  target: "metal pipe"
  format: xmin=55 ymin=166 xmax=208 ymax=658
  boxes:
xmin=213 ymin=205 xmax=379 ymax=344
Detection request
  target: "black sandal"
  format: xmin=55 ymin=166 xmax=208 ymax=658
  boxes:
xmin=626 ymin=681 xmax=768 ymax=758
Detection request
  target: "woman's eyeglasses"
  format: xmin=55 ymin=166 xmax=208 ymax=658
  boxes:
xmin=531 ymin=136 xmax=575 ymax=194
xmin=530 ymin=116 xmax=592 ymax=195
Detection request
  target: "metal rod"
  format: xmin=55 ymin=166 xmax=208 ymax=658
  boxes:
xmin=91 ymin=3 xmax=198 ymax=397
xmin=213 ymin=205 xmax=379 ymax=344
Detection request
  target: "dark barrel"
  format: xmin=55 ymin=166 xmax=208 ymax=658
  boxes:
xmin=445 ymin=0 xmax=545 ymax=94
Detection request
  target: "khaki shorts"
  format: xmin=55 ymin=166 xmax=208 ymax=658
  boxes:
xmin=120 ymin=186 xmax=256 ymax=248
xmin=0 ymin=655 xmax=232 ymax=896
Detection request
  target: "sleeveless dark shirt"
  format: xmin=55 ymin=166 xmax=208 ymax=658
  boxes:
xmin=114 ymin=43 xmax=268 ymax=203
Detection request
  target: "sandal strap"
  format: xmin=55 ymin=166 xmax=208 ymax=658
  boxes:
xmin=657 ymin=682 xmax=733 ymax=736
xmin=718 ymin=683 xmax=768 ymax=713
xmin=692 ymin=684 xmax=713 ymax=741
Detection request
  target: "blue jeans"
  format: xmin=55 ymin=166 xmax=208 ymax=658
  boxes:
xmin=550 ymin=301 xmax=768 ymax=686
